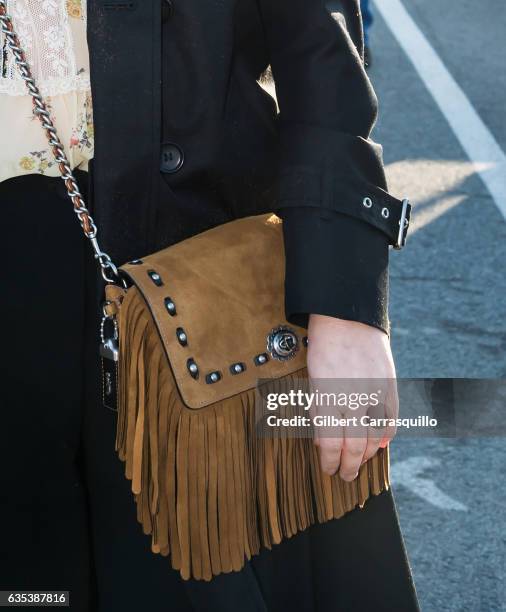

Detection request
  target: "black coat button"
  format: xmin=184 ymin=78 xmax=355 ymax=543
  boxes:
xmin=160 ymin=143 xmax=184 ymax=173
xmin=161 ymin=0 xmax=174 ymax=23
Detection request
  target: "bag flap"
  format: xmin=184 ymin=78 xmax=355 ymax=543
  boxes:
xmin=119 ymin=214 xmax=308 ymax=410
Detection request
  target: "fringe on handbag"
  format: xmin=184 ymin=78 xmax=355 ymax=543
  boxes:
xmin=101 ymin=215 xmax=391 ymax=581
xmin=1 ymin=1 xmax=394 ymax=582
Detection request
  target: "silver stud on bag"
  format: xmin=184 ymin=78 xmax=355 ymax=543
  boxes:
xmin=164 ymin=297 xmax=177 ymax=316
xmin=254 ymin=353 xmax=269 ymax=366
xmin=302 ymin=336 xmax=308 ymax=347
xmin=176 ymin=327 xmax=188 ymax=346
xmin=187 ymin=358 xmax=199 ymax=379
xmin=381 ymin=207 xmax=390 ymax=219
xmin=129 ymin=259 xmax=143 ymax=265
xmin=206 ymin=371 xmax=222 ymax=384
xmin=148 ymin=270 xmax=163 ymax=286
xmin=363 ymin=197 xmax=373 ymax=208
xmin=230 ymin=362 xmax=246 ymax=375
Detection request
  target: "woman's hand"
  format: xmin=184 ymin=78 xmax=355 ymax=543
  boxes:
xmin=307 ymin=314 xmax=398 ymax=481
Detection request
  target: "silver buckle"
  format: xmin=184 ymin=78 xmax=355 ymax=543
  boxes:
xmin=394 ymin=198 xmax=410 ymax=250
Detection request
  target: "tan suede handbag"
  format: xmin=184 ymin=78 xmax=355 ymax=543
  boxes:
xmin=2 ymin=3 xmax=394 ymax=581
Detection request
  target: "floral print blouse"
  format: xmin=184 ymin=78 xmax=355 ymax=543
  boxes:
xmin=0 ymin=0 xmax=93 ymax=183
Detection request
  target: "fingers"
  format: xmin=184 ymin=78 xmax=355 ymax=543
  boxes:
xmin=339 ymin=436 xmax=367 ymax=481
xmin=337 ymin=408 xmax=368 ymax=481
xmin=363 ymin=396 xmax=389 ymax=460
xmin=362 ymin=426 xmax=383 ymax=464
xmin=308 ymin=374 xmax=399 ymax=479
xmin=316 ymin=433 xmax=343 ymax=475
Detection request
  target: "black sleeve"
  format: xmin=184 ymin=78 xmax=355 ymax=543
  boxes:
xmin=256 ymin=0 xmax=410 ymax=335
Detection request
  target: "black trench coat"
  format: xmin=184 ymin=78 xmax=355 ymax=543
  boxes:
xmin=87 ymin=0 xmax=410 ymax=334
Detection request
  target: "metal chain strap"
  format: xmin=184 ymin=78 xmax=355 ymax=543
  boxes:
xmin=0 ymin=0 xmax=120 ymax=283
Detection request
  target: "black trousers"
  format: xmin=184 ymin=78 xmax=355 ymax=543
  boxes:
xmin=0 ymin=173 xmax=420 ymax=612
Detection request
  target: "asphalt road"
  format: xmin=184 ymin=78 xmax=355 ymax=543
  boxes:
xmin=364 ymin=2 xmax=506 ymax=610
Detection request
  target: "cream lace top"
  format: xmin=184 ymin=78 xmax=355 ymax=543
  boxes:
xmin=0 ymin=0 xmax=93 ymax=183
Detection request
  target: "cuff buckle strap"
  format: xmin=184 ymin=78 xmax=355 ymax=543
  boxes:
xmin=278 ymin=167 xmax=412 ymax=249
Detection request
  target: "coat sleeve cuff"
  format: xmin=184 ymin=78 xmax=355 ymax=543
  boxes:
xmin=277 ymin=123 xmax=411 ymax=249
xmin=279 ymin=206 xmax=390 ymax=335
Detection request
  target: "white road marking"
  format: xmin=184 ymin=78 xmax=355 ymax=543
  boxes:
xmin=391 ymin=456 xmax=468 ymax=511
xmin=373 ymin=0 xmax=506 ymax=220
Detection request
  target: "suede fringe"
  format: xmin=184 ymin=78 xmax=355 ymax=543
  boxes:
xmin=116 ymin=289 xmax=390 ymax=581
